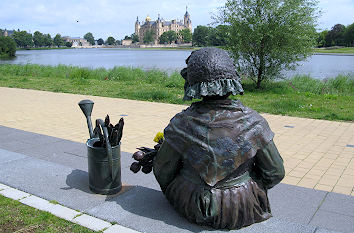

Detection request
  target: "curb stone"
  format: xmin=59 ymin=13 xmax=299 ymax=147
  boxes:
xmin=104 ymin=224 xmax=141 ymax=233
xmin=0 ymin=187 xmax=31 ymax=200
xmin=0 ymin=183 xmax=10 ymax=190
xmin=72 ymin=214 xmax=112 ymax=231
xmin=20 ymin=195 xmax=81 ymax=221
xmin=0 ymin=183 xmax=141 ymax=233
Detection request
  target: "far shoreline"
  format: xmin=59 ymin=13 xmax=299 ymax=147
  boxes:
xmin=15 ymin=46 xmax=354 ymax=55
xmin=313 ymin=52 xmax=354 ymax=56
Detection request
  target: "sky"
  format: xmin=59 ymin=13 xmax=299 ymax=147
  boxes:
xmin=0 ymin=0 xmax=353 ymax=40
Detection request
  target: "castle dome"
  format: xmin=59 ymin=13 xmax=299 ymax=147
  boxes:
xmin=145 ymin=15 xmax=151 ymax=21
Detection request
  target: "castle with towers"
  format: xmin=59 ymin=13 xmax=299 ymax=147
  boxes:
xmin=135 ymin=7 xmax=192 ymax=44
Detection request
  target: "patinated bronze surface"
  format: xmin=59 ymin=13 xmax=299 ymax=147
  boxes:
xmin=181 ymin=47 xmax=244 ymax=100
xmin=152 ymin=48 xmax=285 ymax=230
xmin=79 ymin=100 xmax=124 ymax=195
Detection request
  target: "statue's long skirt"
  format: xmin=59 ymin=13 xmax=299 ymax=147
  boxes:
xmin=165 ymin=175 xmax=272 ymax=230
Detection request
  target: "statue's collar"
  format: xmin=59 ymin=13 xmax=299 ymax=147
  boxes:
xmin=193 ymin=99 xmax=242 ymax=108
xmin=202 ymin=99 xmax=233 ymax=104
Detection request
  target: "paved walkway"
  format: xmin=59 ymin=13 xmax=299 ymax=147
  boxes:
xmin=0 ymin=126 xmax=353 ymax=232
xmin=0 ymin=87 xmax=353 ymax=196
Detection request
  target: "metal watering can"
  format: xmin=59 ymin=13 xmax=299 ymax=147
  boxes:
xmin=78 ymin=100 xmax=122 ymax=195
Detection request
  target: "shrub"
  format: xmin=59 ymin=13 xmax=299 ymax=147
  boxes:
xmin=0 ymin=36 xmax=16 ymax=57
xmin=65 ymin=42 xmax=73 ymax=47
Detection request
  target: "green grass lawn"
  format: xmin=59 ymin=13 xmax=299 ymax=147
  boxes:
xmin=0 ymin=195 xmax=95 ymax=233
xmin=314 ymin=47 xmax=354 ymax=54
xmin=0 ymin=64 xmax=353 ymax=121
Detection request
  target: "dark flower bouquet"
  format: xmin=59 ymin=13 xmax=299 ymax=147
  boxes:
xmin=130 ymin=132 xmax=164 ymax=174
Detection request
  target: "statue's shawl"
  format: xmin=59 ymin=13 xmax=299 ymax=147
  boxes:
xmin=164 ymin=99 xmax=274 ymax=186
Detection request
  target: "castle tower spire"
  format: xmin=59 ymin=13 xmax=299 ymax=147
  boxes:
xmin=184 ymin=6 xmax=191 ymax=31
xmin=135 ymin=16 xmax=140 ymax=37
xmin=184 ymin=6 xmax=190 ymax=18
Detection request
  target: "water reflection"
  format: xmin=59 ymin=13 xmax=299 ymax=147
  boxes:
xmin=1 ymin=48 xmax=353 ymax=79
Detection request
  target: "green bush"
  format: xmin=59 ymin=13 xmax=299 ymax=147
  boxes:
xmin=69 ymin=67 xmax=96 ymax=80
xmin=65 ymin=41 xmax=73 ymax=47
xmin=0 ymin=36 xmax=16 ymax=57
xmin=289 ymin=75 xmax=354 ymax=95
xmin=241 ymin=74 xmax=354 ymax=96
xmin=108 ymin=67 xmax=144 ymax=81
xmin=165 ymin=71 xmax=184 ymax=88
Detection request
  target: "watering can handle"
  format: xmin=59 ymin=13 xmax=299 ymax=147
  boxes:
xmin=97 ymin=119 xmax=115 ymax=181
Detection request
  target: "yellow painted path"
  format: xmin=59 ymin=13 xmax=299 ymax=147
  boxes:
xmin=1 ymin=87 xmax=353 ymax=196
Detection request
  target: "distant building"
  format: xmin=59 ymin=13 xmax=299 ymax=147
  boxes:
xmin=135 ymin=7 xmax=192 ymax=44
xmin=122 ymin=39 xmax=133 ymax=46
xmin=1 ymin=29 xmax=15 ymax=37
xmin=62 ymin=36 xmax=90 ymax=47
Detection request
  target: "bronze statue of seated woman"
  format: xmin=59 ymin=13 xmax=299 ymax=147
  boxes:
xmin=134 ymin=47 xmax=285 ymax=230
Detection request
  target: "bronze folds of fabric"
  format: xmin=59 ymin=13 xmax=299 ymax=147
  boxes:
xmin=165 ymin=174 xmax=271 ymax=230
xmin=164 ymin=99 xmax=274 ymax=186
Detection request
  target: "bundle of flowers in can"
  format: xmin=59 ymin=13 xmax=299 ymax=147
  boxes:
xmin=92 ymin=115 xmax=124 ymax=147
xmin=130 ymin=132 xmax=164 ymax=174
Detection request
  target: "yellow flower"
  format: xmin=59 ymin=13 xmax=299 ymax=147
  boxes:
xmin=154 ymin=132 xmax=164 ymax=143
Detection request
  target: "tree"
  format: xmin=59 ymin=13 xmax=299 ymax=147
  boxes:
xmin=0 ymin=36 xmax=16 ymax=57
xmin=43 ymin=34 xmax=53 ymax=47
xmin=192 ymin=26 xmax=210 ymax=46
xmin=12 ymin=30 xmax=33 ymax=48
xmin=84 ymin=32 xmax=95 ymax=45
xmin=208 ymin=25 xmax=229 ymax=46
xmin=33 ymin=31 xmax=44 ymax=47
xmin=317 ymin=30 xmax=328 ymax=47
xmin=215 ymin=25 xmax=229 ymax=46
xmin=65 ymin=41 xmax=73 ymax=47
xmin=166 ymin=30 xmax=178 ymax=43
xmin=159 ymin=30 xmax=177 ymax=44
xmin=344 ymin=23 xmax=354 ymax=47
xmin=143 ymin=30 xmax=155 ymax=44
xmin=208 ymin=27 xmax=218 ymax=46
xmin=159 ymin=33 xmax=168 ymax=44
xmin=132 ymin=33 xmax=139 ymax=43
xmin=218 ymin=0 xmax=318 ymax=88
xmin=326 ymin=24 xmax=346 ymax=46
xmin=53 ymin=34 xmax=64 ymax=47
xmin=97 ymin=38 xmax=104 ymax=45
xmin=179 ymin=29 xmax=192 ymax=43
xmin=106 ymin=36 xmax=115 ymax=45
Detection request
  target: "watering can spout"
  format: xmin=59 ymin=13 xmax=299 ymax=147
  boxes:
xmin=79 ymin=99 xmax=94 ymax=116
xmin=78 ymin=99 xmax=94 ymax=139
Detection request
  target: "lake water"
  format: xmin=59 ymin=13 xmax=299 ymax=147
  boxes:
xmin=1 ymin=48 xmax=353 ymax=79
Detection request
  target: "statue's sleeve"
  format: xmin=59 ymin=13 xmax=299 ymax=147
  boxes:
xmin=251 ymin=140 xmax=285 ymax=189
xmin=153 ymin=141 xmax=182 ymax=193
